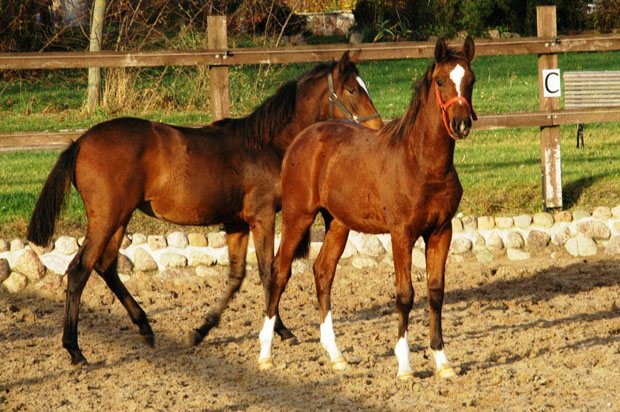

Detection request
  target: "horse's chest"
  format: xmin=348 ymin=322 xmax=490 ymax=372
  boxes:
xmin=411 ymin=179 xmax=462 ymax=224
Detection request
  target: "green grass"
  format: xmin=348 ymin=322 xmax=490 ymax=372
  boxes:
xmin=1 ymin=50 xmax=620 ymax=238
xmin=456 ymin=124 xmax=620 ymax=216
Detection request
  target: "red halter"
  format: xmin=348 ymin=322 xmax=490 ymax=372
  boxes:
xmin=434 ymin=82 xmax=477 ymax=138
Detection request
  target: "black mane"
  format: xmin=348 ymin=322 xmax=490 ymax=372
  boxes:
xmin=211 ymin=60 xmax=348 ymax=150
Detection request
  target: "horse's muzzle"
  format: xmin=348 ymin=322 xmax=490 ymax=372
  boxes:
xmin=451 ymin=115 xmax=472 ymax=139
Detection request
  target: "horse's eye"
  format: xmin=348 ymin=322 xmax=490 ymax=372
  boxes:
xmin=348 ymin=88 xmax=356 ymax=95
xmin=436 ymin=80 xmax=443 ymax=87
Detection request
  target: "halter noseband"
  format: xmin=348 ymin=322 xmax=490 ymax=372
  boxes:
xmin=434 ymin=81 xmax=477 ymax=138
xmin=328 ymin=72 xmax=381 ymax=124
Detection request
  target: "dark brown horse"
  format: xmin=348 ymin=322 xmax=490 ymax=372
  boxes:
xmin=27 ymin=51 xmax=383 ymax=365
xmin=258 ymin=37 xmax=476 ymax=380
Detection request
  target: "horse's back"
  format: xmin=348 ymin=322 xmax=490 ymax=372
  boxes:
xmin=74 ymin=117 xmax=283 ymax=226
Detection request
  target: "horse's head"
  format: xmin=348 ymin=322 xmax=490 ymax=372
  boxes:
xmin=327 ymin=51 xmax=384 ymax=130
xmin=432 ymin=36 xmax=476 ymax=139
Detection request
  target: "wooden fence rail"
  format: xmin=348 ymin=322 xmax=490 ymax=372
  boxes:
xmin=3 ymin=107 xmax=618 ymax=152
xmin=2 ymin=35 xmax=620 ymax=70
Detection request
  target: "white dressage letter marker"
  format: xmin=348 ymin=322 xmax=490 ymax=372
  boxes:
xmin=542 ymin=69 xmax=561 ymax=97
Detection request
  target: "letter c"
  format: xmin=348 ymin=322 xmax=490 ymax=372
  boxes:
xmin=545 ymin=72 xmax=560 ymax=94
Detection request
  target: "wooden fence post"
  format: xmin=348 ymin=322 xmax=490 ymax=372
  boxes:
xmin=208 ymin=15 xmax=230 ymax=121
xmin=537 ymin=6 xmax=562 ymax=210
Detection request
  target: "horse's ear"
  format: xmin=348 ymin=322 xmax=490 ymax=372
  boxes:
xmin=338 ymin=51 xmax=351 ymax=73
xmin=434 ymin=37 xmax=448 ymax=63
xmin=348 ymin=49 xmax=361 ymax=64
xmin=463 ymin=36 xmax=475 ymax=63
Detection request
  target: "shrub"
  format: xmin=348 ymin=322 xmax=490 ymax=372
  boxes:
xmin=590 ymin=0 xmax=620 ymax=33
xmin=353 ymin=0 xmax=592 ymax=40
xmin=0 ymin=0 xmax=53 ymax=52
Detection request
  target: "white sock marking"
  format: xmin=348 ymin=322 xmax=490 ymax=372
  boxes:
xmin=394 ymin=332 xmax=414 ymax=376
xmin=356 ymin=76 xmax=371 ymax=98
xmin=258 ymin=316 xmax=276 ymax=363
xmin=320 ymin=311 xmax=343 ymax=362
xmin=449 ymin=64 xmax=465 ymax=99
xmin=431 ymin=348 xmax=451 ymax=371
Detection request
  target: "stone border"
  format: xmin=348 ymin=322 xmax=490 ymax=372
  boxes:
xmin=2 ymin=205 xmax=620 ymax=294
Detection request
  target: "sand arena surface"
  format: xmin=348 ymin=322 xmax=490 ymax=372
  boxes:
xmin=1 ymin=251 xmax=619 ymax=411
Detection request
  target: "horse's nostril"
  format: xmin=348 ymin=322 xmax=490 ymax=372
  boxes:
xmin=464 ymin=117 xmax=472 ymax=129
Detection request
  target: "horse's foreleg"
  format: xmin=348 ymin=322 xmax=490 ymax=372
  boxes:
xmin=390 ymin=229 xmax=415 ymax=380
xmin=95 ymin=224 xmax=154 ymax=347
xmin=259 ymin=213 xmax=315 ymax=370
xmin=313 ymin=220 xmax=349 ymax=370
xmin=190 ymin=225 xmax=249 ymax=345
xmin=249 ymin=214 xmax=296 ymax=343
xmin=425 ymin=227 xmax=455 ymax=379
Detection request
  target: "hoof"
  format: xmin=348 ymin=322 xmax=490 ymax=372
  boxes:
xmin=69 ymin=353 xmax=88 ymax=366
xmin=142 ymin=333 xmax=155 ymax=348
xmin=284 ymin=336 xmax=299 ymax=346
xmin=71 ymin=357 xmax=89 ymax=367
xmin=397 ymin=371 xmax=414 ymax=381
xmin=188 ymin=329 xmax=204 ymax=346
xmin=437 ymin=365 xmax=456 ymax=379
xmin=331 ymin=356 xmax=348 ymax=371
xmin=277 ymin=328 xmax=297 ymax=342
xmin=258 ymin=358 xmax=273 ymax=370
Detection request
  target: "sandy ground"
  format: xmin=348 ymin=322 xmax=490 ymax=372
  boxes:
xmin=1 ymin=248 xmax=619 ymax=412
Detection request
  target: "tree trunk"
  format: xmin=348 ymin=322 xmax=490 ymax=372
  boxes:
xmin=86 ymin=0 xmax=106 ymax=114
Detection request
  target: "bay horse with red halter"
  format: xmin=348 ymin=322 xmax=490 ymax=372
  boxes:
xmin=27 ymin=51 xmax=383 ymax=365
xmin=258 ymin=37 xmax=476 ymax=379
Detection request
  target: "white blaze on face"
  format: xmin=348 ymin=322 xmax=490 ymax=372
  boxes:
xmin=449 ymin=64 xmax=466 ymax=99
xmin=356 ymin=76 xmax=370 ymax=98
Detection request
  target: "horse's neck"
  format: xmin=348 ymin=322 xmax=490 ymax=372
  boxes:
xmin=268 ymin=117 xmax=309 ymax=157
xmin=270 ymin=80 xmax=327 ymax=155
xmin=408 ymin=102 xmax=456 ymax=177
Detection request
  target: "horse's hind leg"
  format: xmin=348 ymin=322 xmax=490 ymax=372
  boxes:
xmin=190 ymin=224 xmax=249 ymax=345
xmin=259 ymin=211 xmax=315 ymax=369
xmin=63 ymin=228 xmax=115 ymax=365
xmin=313 ymin=217 xmax=349 ymax=370
xmin=248 ymin=211 xmax=296 ymax=343
xmin=94 ymin=222 xmax=154 ymax=347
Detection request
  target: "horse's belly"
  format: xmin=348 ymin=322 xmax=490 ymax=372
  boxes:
xmin=145 ymin=187 xmax=243 ymax=226
xmin=323 ymin=190 xmax=389 ymax=234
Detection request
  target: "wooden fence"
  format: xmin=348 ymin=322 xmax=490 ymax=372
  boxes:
xmin=1 ymin=7 xmax=620 ymax=207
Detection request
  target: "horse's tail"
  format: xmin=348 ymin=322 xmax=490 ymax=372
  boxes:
xmin=27 ymin=141 xmax=80 ymax=246
xmin=293 ymin=228 xmax=311 ymax=260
